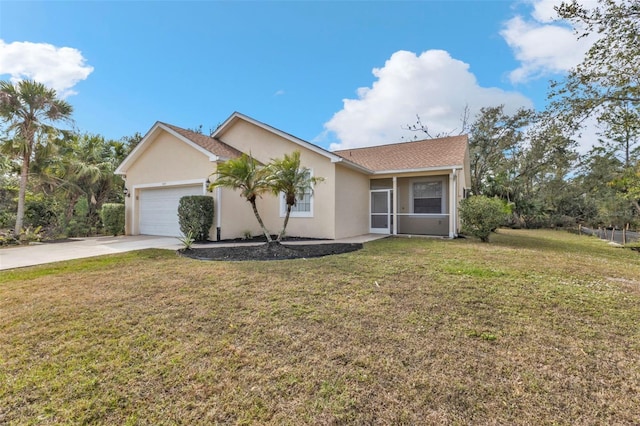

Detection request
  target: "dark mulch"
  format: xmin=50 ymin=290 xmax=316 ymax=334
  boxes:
xmin=205 ymin=235 xmax=329 ymax=245
xmin=178 ymin=241 xmax=363 ymax=261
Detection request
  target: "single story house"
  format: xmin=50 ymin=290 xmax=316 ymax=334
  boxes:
xmin=115 ymin=112 xmax=471 ymax=240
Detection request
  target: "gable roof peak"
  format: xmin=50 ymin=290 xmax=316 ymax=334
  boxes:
xmin=114 ymin=120 xmax=242 ymax=175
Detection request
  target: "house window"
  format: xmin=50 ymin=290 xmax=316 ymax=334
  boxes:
xmin=279 ymin=171 xmax=314 ymax=218
xmin=412 ymin=180 xmax=444 ymax=214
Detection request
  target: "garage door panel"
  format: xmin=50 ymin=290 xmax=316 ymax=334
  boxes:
xmin=139 ymin=185 xmax=203 ymax=237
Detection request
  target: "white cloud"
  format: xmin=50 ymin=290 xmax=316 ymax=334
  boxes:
xmin=0 ymin=39 xmax=94 ymax=97
xmin=323 ymin=50 xmax=533 ymax=151
xmin=274 ymin=89 xmax=285 ymax=96
xmin=501 ymin=0 xmax=597 ymax=83
xmin=529 ymin=0 xmax=563 ymax=23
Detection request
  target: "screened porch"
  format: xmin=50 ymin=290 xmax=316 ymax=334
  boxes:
xmin=369 ymin=173 xmax=458 ymax=237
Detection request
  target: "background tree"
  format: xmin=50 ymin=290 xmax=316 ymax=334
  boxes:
xmin=609 ymin=165 xmax=640 ymax=216
xmin=0 ymin=80 xmax=73 ymax=236
xmin=597 ymin=102 xmax=640 ymax=167
xmin=551 ymin=0 xmax=639 ymax=127
xmin=267 ymin=151 xmax=324 ymax=242
xmin=546 ymin=1 xmax=640 ymax=227
xmin=466 ymin=107 xmax=578 ymax=228
xmin=118 ymin=131 xmax=144 ymax=159
xmin=512 ymin=118 xmax=577 ymax=226
xmin=467 ymin=105 xmax=533 ymax=197
xmin=52 ymin=134 xmax=120 ymax=228
xmin=0 ymin=153 xmax=18 ymax=229
xmin=590 ymin=101 xmax=640 ymax=218
xmin=402 ymin=105 xmax=471 ymax=140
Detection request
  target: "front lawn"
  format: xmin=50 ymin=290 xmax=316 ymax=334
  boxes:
xmin=1 ymin=229 xmax=639 ymax=424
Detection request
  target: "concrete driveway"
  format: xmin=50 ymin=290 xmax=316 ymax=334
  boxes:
xmin=0 ymin=233 xmax=389 ymax=271
xmin=0 ymin=235 xmax=183 ymax=271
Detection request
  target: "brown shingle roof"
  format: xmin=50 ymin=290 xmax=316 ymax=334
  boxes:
xmin=333 ymin=135 xmax=468 ymax=172
xmin=160 ymin=122 xmax=242 ymax=159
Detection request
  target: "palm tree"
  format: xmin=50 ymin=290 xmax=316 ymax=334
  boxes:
xmin=41 ymin=133 xmax=117 ymax=225
xmin=0 ymin=80 xmax=73 ymax=236
xmin=267 ymin=151 xmax=324 ymax=242
xmin=210 ymin=153 xmax=273 ymax=242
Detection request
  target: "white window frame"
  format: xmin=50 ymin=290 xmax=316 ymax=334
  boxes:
xmin=279 ymin=170 xmax=314 ymax=218
xmin=410 ymin=177 xmax=446 ymax=214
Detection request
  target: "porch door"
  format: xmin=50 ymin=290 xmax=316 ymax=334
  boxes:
xmin=370 ymin=189 xmax=392 ymax=234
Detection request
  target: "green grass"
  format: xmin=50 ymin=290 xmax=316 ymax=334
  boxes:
xmin=1 ymin=229 xmax=640 ymax=425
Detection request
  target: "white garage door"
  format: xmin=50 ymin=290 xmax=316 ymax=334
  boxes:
xmin=139 ymin=185 xmax=203 ymax=237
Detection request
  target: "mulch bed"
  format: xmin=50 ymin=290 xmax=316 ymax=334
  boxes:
xmin=178 ymin=241 xmax=363 ymax=261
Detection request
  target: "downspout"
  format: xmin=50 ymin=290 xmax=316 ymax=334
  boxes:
xmin=453 ymin=169 xmax=458 ymax=237
xmin=216 ymin=186 xmax=222 ymax=241
xmin=392 ymin=176 xmax=398 ymax=235
xmin=131 ymin=185 xmax=138 ymax=235
xmin=449 ymin=170 xmax=456 ymax=238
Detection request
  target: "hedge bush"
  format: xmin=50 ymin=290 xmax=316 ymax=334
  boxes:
xmin=178 ymin=196 xmax=214 ymax=242
xmin=459 ymin=195 xmax=510 ymax=242
xmin=101 ymin=203 xmax=125 ymax=236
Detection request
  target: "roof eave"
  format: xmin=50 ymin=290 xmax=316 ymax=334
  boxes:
xmin=372 ymin=165 xmax=464 ymax=175
xmin=331 ymin=157 xmax=373 ymax=174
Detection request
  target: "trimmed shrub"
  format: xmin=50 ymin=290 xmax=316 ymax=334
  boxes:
xmin=178 ymin=196 xmax=214 ymax=242
xmin=101 ymin=203 xmax=125 ymax=236
xmin=459 ymin=196 xmax=510 ymax=242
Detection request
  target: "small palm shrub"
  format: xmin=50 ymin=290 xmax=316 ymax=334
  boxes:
xmin=178 ymin=230 xmax=196 ymax=250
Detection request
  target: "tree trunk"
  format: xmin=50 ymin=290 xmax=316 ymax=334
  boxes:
xmin=277 ymin=204 xmax=292 ymax=242
xmin=632 ymin=199 xmax=640 ymax=216
xmin=14 ymin=154 xmax=30 ymax=236
xmin=15 ymin=131 xmax=35 ymax=238
xmin=65 ymin=193 xmax=80 ymax=222
xmin=250 ymin=199 xmax=272 ymax=243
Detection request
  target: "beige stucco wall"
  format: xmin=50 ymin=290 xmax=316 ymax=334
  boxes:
xmin=215 ymin=186 xmax=273 ymax=240
xmin=126 ymin=131 xmax=215 ymax=185
xmin=122 ymin=129 xmax=216 ymax=235
xmin=334 ymin=165 xmax=369 ymax=239
xmin=215 ymin=120 xmax=337 ymax=240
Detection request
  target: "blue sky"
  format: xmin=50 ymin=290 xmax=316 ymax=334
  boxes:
xmin=0 ymin=0 xmax=596 ymax=151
